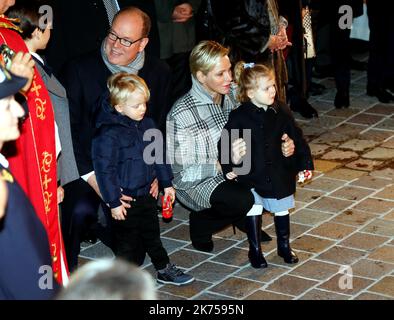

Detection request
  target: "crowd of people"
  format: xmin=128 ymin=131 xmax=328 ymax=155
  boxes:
xmin=0 ymin=0 xmax=392 ymax=300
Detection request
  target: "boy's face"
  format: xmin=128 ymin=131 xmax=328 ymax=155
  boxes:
xmin=248 ymin=76 xmax=276 ymax=107
xmin=115 ymin=89 xmax=147 ymax=121
xmin=37 ymin=27 xmax=51 ymax=50
xmin=0 ymin=96 xmax=24 ymax=143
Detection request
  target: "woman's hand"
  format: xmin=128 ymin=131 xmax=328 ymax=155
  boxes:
xmin=226 ymin=171 xmax=238 ymax=180
xmin=163 ymin=187 xmax=176 ymax=204
xmin=111 ymin=205 xmax=127 ymax=221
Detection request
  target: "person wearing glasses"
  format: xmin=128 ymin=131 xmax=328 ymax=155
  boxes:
xmin=60 ymin=6 xmax=172 ymax=272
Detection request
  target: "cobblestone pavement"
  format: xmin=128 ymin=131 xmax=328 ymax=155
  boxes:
xmin=79 ymin=69 xmax=394 ymax=300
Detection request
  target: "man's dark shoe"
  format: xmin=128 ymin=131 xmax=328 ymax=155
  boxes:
xmin=334 ymin=90 xmax=350 ymax=109
xmin=367 ymin=87 xmax=394 ymax=103
xmin=192 ymin=240 xmax=214 ymax=252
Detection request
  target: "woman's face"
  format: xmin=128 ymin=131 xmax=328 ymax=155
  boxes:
xmin=0 ymin=96 xmax=24 ymax=144
xmin=198 ymin=55 xmax=232 ymax=96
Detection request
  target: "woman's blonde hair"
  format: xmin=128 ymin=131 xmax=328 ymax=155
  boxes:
xmin=107 ymin=72 xmax=150 ymax=107
xmin=189 ymin=40 xmax=230 ymax=77
xmin=234 ymin=61 xmax=275 ymax=103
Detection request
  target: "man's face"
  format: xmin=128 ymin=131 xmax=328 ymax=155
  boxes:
xmin=0 ymin=0 xmax=15 ymax=14
xmin=104 ymin=12 xmax=149 ymax=66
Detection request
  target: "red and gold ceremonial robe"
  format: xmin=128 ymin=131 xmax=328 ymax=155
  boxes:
xmin=0 ymin=16 xmax=69 ymax=284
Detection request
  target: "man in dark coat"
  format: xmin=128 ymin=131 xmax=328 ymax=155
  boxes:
xmin=60 ymin=6 xmax=171 ymax=271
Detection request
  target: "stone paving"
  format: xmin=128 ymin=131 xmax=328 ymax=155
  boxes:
xmin=78 ymin=68 xmax=394 ymax=300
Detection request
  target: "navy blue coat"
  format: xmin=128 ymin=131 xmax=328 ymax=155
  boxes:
xmin=219 ymin=101 xmax=314 ymax=199
xmin=92 ymin=96 xmax=173 ymax=208
xmin=0 ymin=163 xmax=58 ymax=299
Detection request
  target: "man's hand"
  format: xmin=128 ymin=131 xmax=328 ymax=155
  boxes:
xmin=111 ymin=205 xmax=127 ymax=221
xmin=150 ymin=178 xmax=159 ymax=199
xmin=86 ymin=174 xmax=103 ymax=198
xmin=281 ymin=133 xmax=295 ymax=157
xmin=10 ymin=52 xmax=35 ymax=93
xmin=172 ymin=3 xmax=193 ymax=23
xmin=232 ymin=138 xmax=247 ymax=165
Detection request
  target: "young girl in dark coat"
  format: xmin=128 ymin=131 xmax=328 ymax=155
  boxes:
xmin=219 ymin=62 xmax=314 ymax=268
xmin=92 ymin=73 xmax=194 ymax=286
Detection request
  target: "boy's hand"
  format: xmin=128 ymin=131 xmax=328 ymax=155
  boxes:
xmin=150 ymin=178 xmax=159 ymax=199
xmin=163 ymin=187 xmax=176 ymax=204
xmin=120 ymin=193 xmax=133 ymax=209
xmin=111 ymin=205 xmax=127 ymax=221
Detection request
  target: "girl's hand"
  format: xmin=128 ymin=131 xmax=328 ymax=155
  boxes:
xmin=298 ymin=170 xmax=313 ymax=183
xmin=111 ymin=205 xmax=127 ymax=221
xmin=163 ymin=187 xmax=176 ymax=204
xmin=232 ymin=138 xmax=247 ymax=164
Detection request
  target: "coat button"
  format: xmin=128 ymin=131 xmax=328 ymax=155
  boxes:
xmin=260 ymin=125 xmax=264 ymax=129
xmin=52 ymin=255 xmax=58 ymax=263
xmin=266 ymin=177 xmax=271 ymax=183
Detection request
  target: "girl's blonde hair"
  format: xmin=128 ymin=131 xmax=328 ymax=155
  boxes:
xmin=107 ymin=72 xmax=150 ymax=107
xmin=189 ymin=40 xmax=230 ymax=77
xmin=234 ymin=61 xmax=275 ymax=103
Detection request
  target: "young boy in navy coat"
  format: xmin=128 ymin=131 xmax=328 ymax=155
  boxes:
xmin=92 ymin=72 xmax=194 ymax=285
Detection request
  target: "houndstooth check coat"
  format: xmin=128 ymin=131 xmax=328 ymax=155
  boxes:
xmin=166 ymin=77 xmax=238 ymax=211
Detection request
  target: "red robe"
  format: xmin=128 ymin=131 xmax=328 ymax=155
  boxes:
xmin=0 ymin=16 xmax=69 ymax=284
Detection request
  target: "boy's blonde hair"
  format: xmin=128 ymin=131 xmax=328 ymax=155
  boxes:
xmin=189 ymin=40 xmax=230 ymax=77
xmin=107 ymin=72 xmax=150 ymax=107
xmin=234 ymin=61 xmax=275 ymax=103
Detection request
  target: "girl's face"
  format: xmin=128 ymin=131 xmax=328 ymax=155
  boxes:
xmin=197 ymin=55 xmax=232 ymax=97
xmin=248 ymin=76 xmax=276 ymax=107
xmin=0 ymin=96 xmax=25 ymax=143
xmin=115 ymin=89 xmax=147 ymax=121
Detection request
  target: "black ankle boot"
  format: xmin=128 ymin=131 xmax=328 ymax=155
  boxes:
xmin=274 ymin=215 xmax=299 ymax=264
xmin=245 ymin=216 xmax=267 ymax=268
